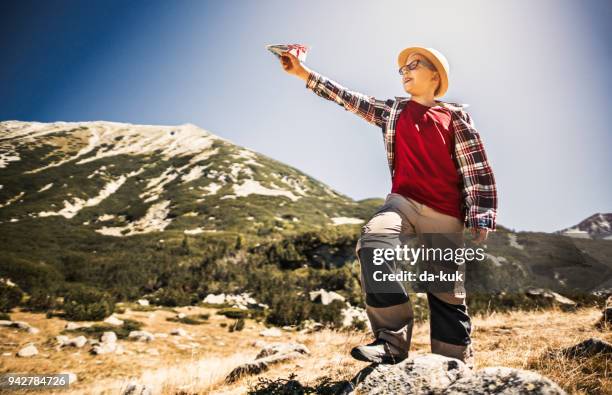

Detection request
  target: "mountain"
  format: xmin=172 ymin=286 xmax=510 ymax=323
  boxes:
xmin=0 ymin=120 xmax=378 ymax=236
xmin=1 ymin=120 xmax=611 ymax=303
xmin=556 ymin=213 xmax=612 ymax=240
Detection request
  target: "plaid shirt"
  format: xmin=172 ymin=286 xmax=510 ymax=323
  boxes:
xmin=305 ymin=70 xmax=498 ymax=230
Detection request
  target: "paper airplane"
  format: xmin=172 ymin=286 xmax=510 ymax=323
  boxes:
xmin=266 ymin=43 xmax=310 ymax=62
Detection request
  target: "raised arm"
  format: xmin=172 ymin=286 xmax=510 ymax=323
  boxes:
xmin=280 ymin=52 xmax=391 ymax=128
xmin=453 ymin=111 xmax=498 ymax=231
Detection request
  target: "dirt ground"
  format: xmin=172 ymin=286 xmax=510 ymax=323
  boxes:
xmin=1 ymin=305 xmax=610 ymax=394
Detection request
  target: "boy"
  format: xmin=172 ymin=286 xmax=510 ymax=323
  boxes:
xmin=279 ymin=47 xmax=497 ymax=368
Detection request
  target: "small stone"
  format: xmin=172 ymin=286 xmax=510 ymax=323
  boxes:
xmin=128 ymin=331 xmax=154 ymax=342
xmin=137 ymin=299 xmax=150 ymax=306
xmin=101 ymin=331 xmax=117 ymax=344
xmin=170 ymin=328 xmax=187 ymax=337
xmin=104 ymin=315 xmax=124 ymax=326
xmin=259 ymin=327 xmax=282 ymax=337
xmin=17 ymin=344 xmax=38 ymax=357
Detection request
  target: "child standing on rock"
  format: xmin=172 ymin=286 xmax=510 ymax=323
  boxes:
xmin=279 ymin=46 xmax=497 ymax=368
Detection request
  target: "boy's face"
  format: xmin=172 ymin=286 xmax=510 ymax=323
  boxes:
xmin=401 ymin=53 xmax=440 ymax=97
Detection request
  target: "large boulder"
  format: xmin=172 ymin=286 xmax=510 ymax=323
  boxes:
xmin=525 ymin=288 xmax=577 ymax=311
xmin=255 ymin=342 xmax=310 ymax=359
xmin=342 ymin=353 xmax=566 ymax=395
xmin=348 ymin=353 xmax=470 ymax=394
xmin=225 ymin=342 xmax=309 ymax=384
xmin=556 ymin=337 xmax=612 ymax=358
xmin=444 ymin=367 xmax=566 ymax=394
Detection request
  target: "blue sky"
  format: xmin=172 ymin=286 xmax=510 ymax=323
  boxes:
xmin=1 ymin=0 xmax=611 ymax=232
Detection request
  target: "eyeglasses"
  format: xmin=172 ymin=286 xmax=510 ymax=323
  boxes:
xmin=398 ymin=59 xmax=435 ymax=75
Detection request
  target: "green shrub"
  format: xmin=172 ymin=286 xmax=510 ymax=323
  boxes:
xmin=24 ymin=288 xmax=59 ymax=312
xmin=0 ymin=280 xmax=23 ymax=312
xmin=217 ymin=307 xmax=250 ymax=319
xmin=62 ymin=284 xmax=115 ymax=321
xmin=63 ymin=319 xmax=143 ymax=339
xmin=148 ymin=288 xmax=192 ymax=307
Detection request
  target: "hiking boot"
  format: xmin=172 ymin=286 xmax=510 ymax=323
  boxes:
xmin=350 ymin=338 xmax=408 ymax=364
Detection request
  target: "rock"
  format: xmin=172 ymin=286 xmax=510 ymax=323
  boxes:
xmin=525 ymin=288 xmax=577 ymax=311
xmin=17 ymin=344 xmax=38 ymax=357
xmin=255 ymin=342 xmax=310 ymax=359
xmin=301 ymin=319 xmax=325 ymax=334
xmin=176 ymin=313 xmax=186 ymax=319
xmin=91 ymin=342 xmax=117 ymax=355
xmin=5 ymin=321 xmax=39 ymax=333
xmin=101 ymin=331 xmax=117 ymax=344
xmin=225 ymin=351 xmax=306 ymax=384
xmin=122 ymin=382 xmax=153 ymax=395
xmin=251 ymin=340 xmax=268 ymax=348
xmin=444 ymin=366 xmax=566 ymax=394
xmin=259 ymin=327 xmax=282 ymax=337
xmin=212 ymin=292 xmax=261 ymax=310
xmin=128 ymin=330 xmax=154 ymax=342
xmin=349 ymin=353 xmax=470 ymax=394
xmin=203 ymin=293 xmax=226 ymax=304
xmin=557 ymin=338 xmax=612 ymax=358
xmin=57 ymin=335 xmax=87 ymax=348
xmin=309 ymin=288 xmax=346 ymax=305
xmin=341 ymin=304 xmax=370 ymax=329
xmin=71 ymin=336 xmax=87 ymax=348
xmin=103 ymin=315 xmax=124 ymax=326
xmin=342 ymin=354 xmax=566 ymax=395
xmin=137 ymin=299 xmax=149 ymax=306
xmin=65 ymin=322 xmax=92 ymax=330
xmin=170 ymin=328 xmax=187 ymax=337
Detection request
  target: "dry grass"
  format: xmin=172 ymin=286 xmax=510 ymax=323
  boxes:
xmin=1 ymin=306 xmax=610 ymax=394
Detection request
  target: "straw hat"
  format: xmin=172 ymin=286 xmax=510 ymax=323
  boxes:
xmin=397 ymin=46 xmax=449 ymax=98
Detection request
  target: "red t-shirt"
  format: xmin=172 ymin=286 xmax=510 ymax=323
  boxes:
xmin=391 ymin=99 xmax=463 ymax=221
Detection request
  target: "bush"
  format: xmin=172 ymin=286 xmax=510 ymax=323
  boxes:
xmin=0 ymin=279 xmax=23 ymax=312
xmin=62 ymin=284 xmax=115 ymax=321
xmin=63 ymin=319 xmax=143 ymax=339
xmin=148 ymin=288 xmax=193 ymax=307
xmin=24 ymin=288 xmax=59 ymax=312
xmin=217 ymin=307 xmax=250 ymax=319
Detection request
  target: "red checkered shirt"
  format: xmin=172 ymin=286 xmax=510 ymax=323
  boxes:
xmin=305 ymin=70 xmax=498 ymax=230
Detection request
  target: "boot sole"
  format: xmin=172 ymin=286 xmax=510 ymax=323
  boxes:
xmin=350 ymin=348 xmax=407 ymax=364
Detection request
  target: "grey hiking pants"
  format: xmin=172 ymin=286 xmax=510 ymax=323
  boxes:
xmin=355 ymin=192 xmax=474 ymax=366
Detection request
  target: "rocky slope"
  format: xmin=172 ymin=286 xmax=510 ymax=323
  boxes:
xmin=0 ymin=120 xmax=376 ymax=236
xmin=557 ymin=213 xmax=612 ymax=240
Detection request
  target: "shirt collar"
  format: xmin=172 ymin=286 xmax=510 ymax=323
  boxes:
xmin=394 ymin=96 xmax=470 ymax=112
